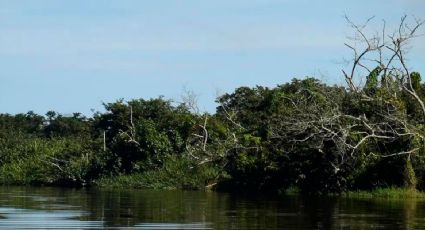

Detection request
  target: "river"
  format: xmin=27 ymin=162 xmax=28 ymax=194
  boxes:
xmin=0 ymin=186 xmax=423 ymax=229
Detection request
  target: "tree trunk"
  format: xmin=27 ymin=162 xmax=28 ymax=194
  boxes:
xmin=403 ymin=156 xmax=417 ymax=190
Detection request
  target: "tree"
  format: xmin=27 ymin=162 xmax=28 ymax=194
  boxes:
xmin=281 ymin=15 xmax=425 ymax=191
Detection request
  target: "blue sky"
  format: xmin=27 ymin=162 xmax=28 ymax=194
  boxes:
xmin=0 ymin=0 xmax=424 ymax=115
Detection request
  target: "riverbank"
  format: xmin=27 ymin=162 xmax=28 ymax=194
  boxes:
xmin=283 ymin=186 xmax=425 ymax=199
xmin=2 ymin=171 xmax=425 ymax=199
xmin=95 ymin=176 xmax=425 ymax=199
xmin=344 ymin=187 xmax=425 ymax=199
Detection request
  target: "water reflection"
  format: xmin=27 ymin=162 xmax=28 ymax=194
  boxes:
xmin=0 ymin=208 xmax=102 ymax=229
xmin=0 ymin=186 xmax=424 ymax=229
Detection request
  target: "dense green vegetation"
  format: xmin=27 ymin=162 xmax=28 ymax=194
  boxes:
xmin=1 ymin=17 xmax=424 ymax=195
xmin=1 ymin=72 xmax=424 ymax=194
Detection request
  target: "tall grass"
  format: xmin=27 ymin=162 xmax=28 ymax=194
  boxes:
xmin=345 ymin=187 xmax=425 ymax=199
xmin=0 ymin=135 xmax=97 ymax=186
xmin=95 ymin=155 xmax=223 ymax=190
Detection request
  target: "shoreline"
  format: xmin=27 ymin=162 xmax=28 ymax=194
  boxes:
xmin=2 ymin=181 xmax=425 ymax=199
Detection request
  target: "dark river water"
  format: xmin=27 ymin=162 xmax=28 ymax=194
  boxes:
xmin=0 ymin=186 xmax=424 ymax=229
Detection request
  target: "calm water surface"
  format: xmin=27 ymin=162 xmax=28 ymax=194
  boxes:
xmin=0 ymin=186 xmax=424 ymax=229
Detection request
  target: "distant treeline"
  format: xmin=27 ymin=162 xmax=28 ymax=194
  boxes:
xmin=0 ymin=71 xmax=425 ymax=194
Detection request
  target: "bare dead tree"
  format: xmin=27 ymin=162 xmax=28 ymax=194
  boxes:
xmin=186 ymin=113 xmax=240 ymax=166
xmin=270 ymin=15 xmax=425 ymax=173
xmin=181 ymin=86 xmax=200 ymax=114
xmin=103 ymin=130 xmax=106 ymax=151
xmin=342 ymin=15 xmax=424 ymax=156
xmin=185 ymin=98 xmax=256 ymax=167
xmin=117 ymin=103 xmax=140 ymax=146
xmin=269 ymin=82 xmax=424 ymax=174
xmin=343 ymin=15 xmax=425 ymax=115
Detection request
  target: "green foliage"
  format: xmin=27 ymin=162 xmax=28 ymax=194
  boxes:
xmin=366 ymin=66 xmax=381 ymax=89
xmin=404 ymin=157 xmax=417 ymax=190
xmin=1 ymin=73 xmax=425 ymax=194
xmin=345 ymin=187 xmax=425 ymax=199
xmin=43 ymin=112 xmax=91 ymax=138
xmin=0 ymin=136 xmax=100 ymax=186
xmin=411 ymin=72 xmax=422 ymax=91
xmin=95 ymin=155 xmax=223 ymax=190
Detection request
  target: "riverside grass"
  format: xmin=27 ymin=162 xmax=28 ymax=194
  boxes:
xmin=95 ymin=177 xmax=425 ymax=199
xmin=280 ymin=186 xmax=425 ymax=199
xmin=94 ymin=155 xmax=223 ymax=190
xmin=345 ymin=187 xmax=425 ymax=199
